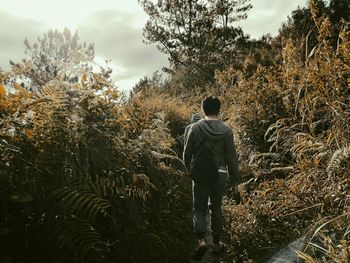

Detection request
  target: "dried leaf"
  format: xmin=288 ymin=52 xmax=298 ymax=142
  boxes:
xmin=14 ymin=82 xmax=30 ymax=99
xmin=0 ymin=84 xmax=6 ymax=97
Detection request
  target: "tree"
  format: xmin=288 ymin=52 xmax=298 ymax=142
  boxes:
xmin=329 ymin=0 xmax=350 ymax=23
xmin=328 ymin=0 xmax=350 ymax=46
xmin=22 ymin=28 xmax=95 ymax=86
xmin=139 ymin=0 xmax=252 ymax=87
xmin=277 ymin=6 xmax=318 ymax=62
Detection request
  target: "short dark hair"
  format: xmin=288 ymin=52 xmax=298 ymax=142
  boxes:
xmin=201 ymin=96 xmax=221 ymax=116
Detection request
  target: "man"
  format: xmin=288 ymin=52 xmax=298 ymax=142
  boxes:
xmin=183 ymin=96 xmax=239 ymax=260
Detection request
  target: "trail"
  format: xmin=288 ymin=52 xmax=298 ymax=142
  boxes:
xmin=191 ymin=212 xmax=236 ymax=263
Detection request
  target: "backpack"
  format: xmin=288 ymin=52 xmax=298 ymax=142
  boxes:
xmin=190 ymin=138 xmax=220 ymax=184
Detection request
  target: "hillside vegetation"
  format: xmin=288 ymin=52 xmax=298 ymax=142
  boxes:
xmin=1 ymin=0 xmax=350 ymax=262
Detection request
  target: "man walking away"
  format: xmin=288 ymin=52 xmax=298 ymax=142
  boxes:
xmin=183 ymin=96 xmax=239 ymax=261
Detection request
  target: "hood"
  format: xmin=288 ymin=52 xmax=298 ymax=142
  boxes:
xmin=195 ymin=119 xmax=231 ymax=141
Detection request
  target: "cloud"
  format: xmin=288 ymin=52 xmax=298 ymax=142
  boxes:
xmin=0 ymin=2 xmax=310 ymax=90
xmin=78 ymin=9 xmax=168 ymax=85
xmin=0 ymin=11 xmax=48 ymax=69
xmin=0 ymin=8 xmax=168 ymax=90
xmin=238 ymin=0 xmax=308 ymax=39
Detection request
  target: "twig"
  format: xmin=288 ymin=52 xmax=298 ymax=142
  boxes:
xmin=280 ymin=203 xmax=322 ymax=217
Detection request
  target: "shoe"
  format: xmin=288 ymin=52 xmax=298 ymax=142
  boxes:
xmin=191 ymin=243 xmax=208 ymax=261
xmin=212 ymin=242 xmax=225 ymax=255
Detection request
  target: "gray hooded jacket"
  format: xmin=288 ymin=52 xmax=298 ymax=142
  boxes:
xmin=183 ymin=119 xmax=239 ymax=183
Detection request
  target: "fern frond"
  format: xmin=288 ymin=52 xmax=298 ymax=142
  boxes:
xmin=249 ymin=152 xmax=281 ymax=167
xmin=48 ymin=185 xmax=111 ymax=220
xmin=50 ymin=219 xmax=105 ymax=262
xmin=290 ymin=133 xmax=328 ymax=163
xmin=264 ymin=119 xmax=285 ymax=141
xmin=69 ymin=175 xmax=126 ymax=198
xmin=150 ymin=150 xmax=185 ymax=172
xmin=327 ymin=145 xmax=350 ymax=177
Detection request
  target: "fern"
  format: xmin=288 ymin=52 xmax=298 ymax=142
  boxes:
xmin=150 ymin=150 xmax=186 ymax=172
xmin=327 ymin=145 xmax=350 ymax=177
xmin=50 ymin=219 xmax=106 ymax=262
xmin=48 ymin=186 xmax=111 ymax=220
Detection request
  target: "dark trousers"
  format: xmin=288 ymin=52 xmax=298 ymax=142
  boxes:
xmin=192 ymin=172 xmax=226 ymax=243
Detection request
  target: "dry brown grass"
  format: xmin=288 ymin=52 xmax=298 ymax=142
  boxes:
xmin=215 ymin=3 xmax=350 ymax=261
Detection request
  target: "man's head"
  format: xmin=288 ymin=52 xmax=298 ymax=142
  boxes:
xmin=201 ymin=96 xmax=221 ymax=117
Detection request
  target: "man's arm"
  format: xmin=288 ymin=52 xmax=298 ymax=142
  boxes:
xmin=183 ymin=127 xmax=195 ymax=171
xmin=224 ymin=130 xmax=239 ymax=185
xmin=184 ymin=125 xmax=190 ymax=143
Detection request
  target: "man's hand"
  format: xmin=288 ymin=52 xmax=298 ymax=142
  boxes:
xmin=232 ymin=184 xmax=239 ymax=194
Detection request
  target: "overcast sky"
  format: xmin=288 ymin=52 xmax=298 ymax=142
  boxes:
xmin=0 ymin=0 xmax=307 ymax=91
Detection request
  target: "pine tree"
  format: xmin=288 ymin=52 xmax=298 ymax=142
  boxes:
xmin=23 ymin=28 xmax=95 ymax=86
xmin=139 ymin=0 xmax=252 ymax=87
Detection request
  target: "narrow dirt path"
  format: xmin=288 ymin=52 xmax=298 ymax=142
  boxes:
xmin=191 ymin=211 xmax=236 ymax=263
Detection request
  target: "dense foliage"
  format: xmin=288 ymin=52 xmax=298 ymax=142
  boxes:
xmin=214 ymin=1 xmax=350 ymax=262
xmin=0 ymin=29 xmax=195 ymax=263
xmin=137 ymin=0 xmax=350 ymax=261
xmin=1 ymin=0 xmax=350 ymax=262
